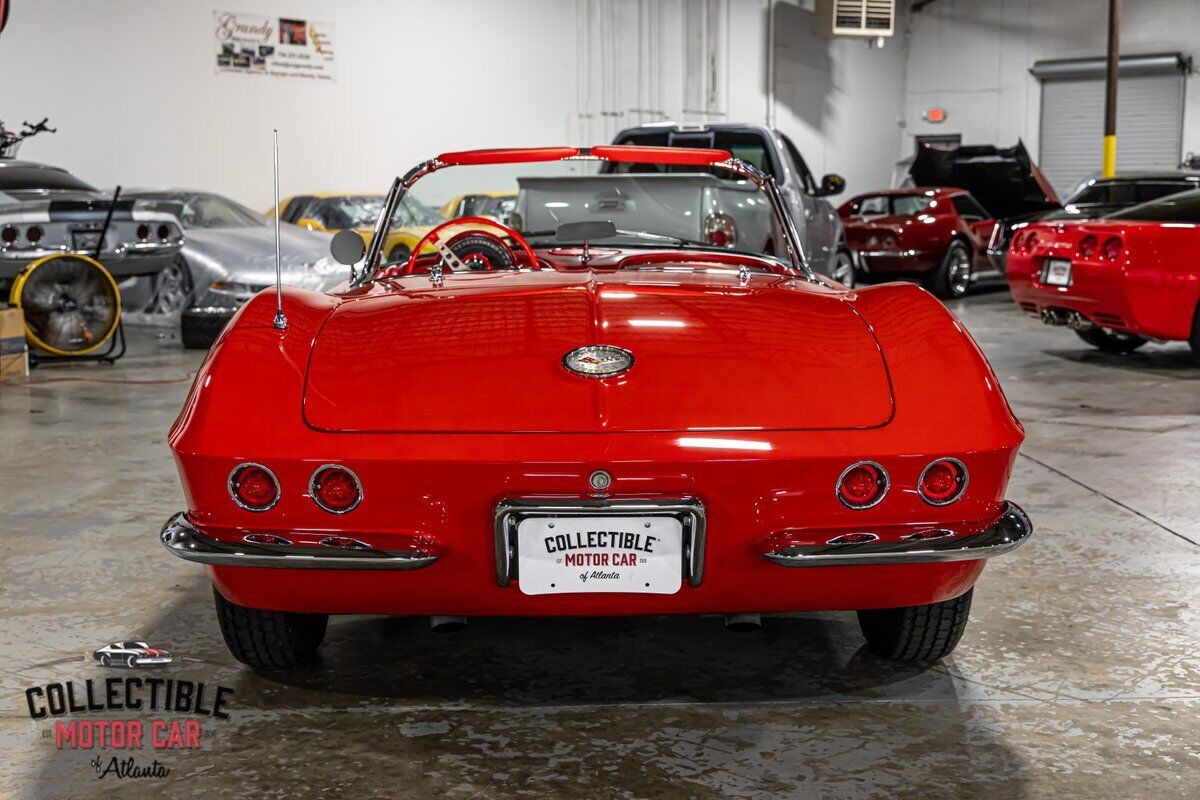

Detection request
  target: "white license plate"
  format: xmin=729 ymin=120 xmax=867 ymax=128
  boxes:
xmin=1042 ymin=258 xmax=1072 ymax=286
xmin=517 ymin=516 xmax=683 ymax=595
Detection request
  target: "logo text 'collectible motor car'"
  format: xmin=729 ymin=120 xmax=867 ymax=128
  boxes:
xmin=161 ymin=145 xmax=1032 ymax=668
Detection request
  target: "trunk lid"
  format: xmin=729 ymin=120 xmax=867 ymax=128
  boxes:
xmin=303 ymin=271 xmax=894 ymax=433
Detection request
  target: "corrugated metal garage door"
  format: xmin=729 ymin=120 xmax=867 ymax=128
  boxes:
xmin=1039 ymin=72 xmax=1184 ymax=196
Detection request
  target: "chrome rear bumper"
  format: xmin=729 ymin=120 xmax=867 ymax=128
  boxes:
xmin=762 ymin=502 xmax=1032 ymax=567
xmin=160 ymin=513 xmax=438 ymax=570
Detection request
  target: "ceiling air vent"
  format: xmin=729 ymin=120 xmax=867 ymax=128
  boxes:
xmin=813 ymin=0 xmax=895 ymax=38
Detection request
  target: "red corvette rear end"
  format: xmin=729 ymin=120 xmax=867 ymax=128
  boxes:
xmin=162 ymin=146 xmax=1031 ymax=669
xmin=1007 ymin=200 xmax=1200 ymax=357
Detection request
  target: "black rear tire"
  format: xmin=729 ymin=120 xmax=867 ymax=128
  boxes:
xmin=214 ymin=588 xmax=328 ymax=668
xmin=929 ymin=240 xmax=972 ymax=299
xmin=857 ymin=589 xmax=973 ymax=662
xmin=1188 ymin=303 xmax=1200 ymax=364
xmin=180 ymin=312 xmax=232 ymax=350
xmin=1074 ymin=327 xmax=1147 ymax=354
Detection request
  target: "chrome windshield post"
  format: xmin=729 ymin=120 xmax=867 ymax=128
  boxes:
xmin=353 ymin=157 xmax=446 ymax=288
xmin=713 ymin=158 xmax=815 ymax=281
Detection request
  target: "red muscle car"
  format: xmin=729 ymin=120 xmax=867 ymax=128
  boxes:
xmin=839 ymin=187 xmax=997 ymax=299
xmin=161 ymin=145 xmax=1031 ymax=669
xmin=1007 ymin=189 xmax=1200 ymax=359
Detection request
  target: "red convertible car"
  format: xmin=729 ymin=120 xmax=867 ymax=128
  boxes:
xmin=1007 ymin=189 xmax=1200 ymax=359
xmin=839 ymin=187 xmax=997 ymax=299
xmin=162 ymin=145 xmax=1031 ymax=668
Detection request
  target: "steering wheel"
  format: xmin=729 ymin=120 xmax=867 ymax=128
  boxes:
xmin=403 ymin=216 xmax=540 ymax=276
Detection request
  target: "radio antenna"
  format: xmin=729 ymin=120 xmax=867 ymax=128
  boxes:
xmin=272 ymin=129 xmax=287 ymax=331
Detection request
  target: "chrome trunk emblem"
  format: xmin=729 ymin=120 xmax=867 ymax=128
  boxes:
xmin=562 ymin=345 xmax=633 ymax=378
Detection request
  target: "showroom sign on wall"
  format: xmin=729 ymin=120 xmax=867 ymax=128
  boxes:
xmin=213 ymin=10 xmax=336 ymax=82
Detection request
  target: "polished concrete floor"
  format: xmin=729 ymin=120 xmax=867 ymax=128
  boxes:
xmin=2 ymin=288 xmax=1198 ymax=799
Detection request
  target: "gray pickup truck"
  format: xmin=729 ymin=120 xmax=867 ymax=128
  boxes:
xmin=610 ymin=122 xmax=852 ymax=284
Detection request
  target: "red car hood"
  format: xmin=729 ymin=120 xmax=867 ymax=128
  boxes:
xmin=303 ymin=270 xmax=894 ymax=433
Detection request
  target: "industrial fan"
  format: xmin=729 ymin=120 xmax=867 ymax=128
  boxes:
xmin=9 ymin=253 xmax=121 ymax=357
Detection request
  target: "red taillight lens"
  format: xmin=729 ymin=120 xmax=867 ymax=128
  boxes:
xmin=1009 ymin=231 xmax=1025 ymax=253
xmin=836 ymin=462 xmax=888 ymax=509
xmin=136 ymin=223 xmax=151 ymax=241
xmin=228 ymin=463 xmax=279 ymax=511
xmin=1024 ymin=231 xmax=1038 ymax=252
xmin=1 ymin=226 xmax=17 ymax=244
xmin=1103 ymin=236 xmax=1123 ymax=260
xmin=919 ymin=459 xmax=968 ymax=505
xmin=310 ymin=465 xmax=362 ymax=513
xmin=1079 ymin=234 xmax=1098 ymax=259
xmin=26 ymin=225 xmax=43 ymax=244
xmin=703 ymin=213 xmax=737 ymax=248
xmin=156 ymin=223 xmax=171 ymax=241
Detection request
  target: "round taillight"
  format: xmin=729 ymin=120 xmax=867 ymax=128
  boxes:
xmin=26 ymin=225 xmax=44 ymax=244
xmin=1009 ymin=231 xmax=1025 ymax=253
xmin=836 ymin=461 xmax=889 ymax=509
xmin=1079 ymin=234 xmax=1098 ymax=259
xmin=156 ymin=223 xmax=171 ymax=241
xmin=309 ymin=465 xmax=362 ymax=513
xmin=136 ymin=223 xmax=151 ymax=241
xmin=1103 ymin=236 xmax=1123 ymax=261
xmin=1024 ymin=231 xmax=1038 ymax=252
xmin=228 ymin=463 xmax=280 ymax=511
xmin=1 ymin=226 xmax=17 ymax=245
xmin=919 ymin=458 xmax=968 ymax=506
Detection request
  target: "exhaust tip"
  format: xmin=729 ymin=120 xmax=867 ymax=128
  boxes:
xmin=1040 ymin=308 xmax=1067 ymax=326
xmin=430 ymin=616 xmax=467 ymax=634
xmin=1065 ymin=311 xmax=1094 ymax=331
xmin=724 ymin=613 xmax=762 ymax=633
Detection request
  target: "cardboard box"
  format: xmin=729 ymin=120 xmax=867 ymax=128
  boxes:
xmin=0 ymin=306 xmax=29 ymax=382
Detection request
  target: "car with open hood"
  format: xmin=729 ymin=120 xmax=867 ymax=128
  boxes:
xmin=906 ymin=142 xmax=1060 ymax=277
xmin=160 ymin=145 xmax=1031 ymax=669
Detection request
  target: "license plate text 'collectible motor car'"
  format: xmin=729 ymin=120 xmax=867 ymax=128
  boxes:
xmin=161 ymin=145 xmax=1032 ymax=668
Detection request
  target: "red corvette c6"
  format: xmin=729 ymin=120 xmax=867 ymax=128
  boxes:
xmin=839 ymin=188 xmax=997 ymax=299
xmin=162 ymin=146 xmax=1031 ymax=668
xmin=1007 ymin=189 xmax=1200 ymax=359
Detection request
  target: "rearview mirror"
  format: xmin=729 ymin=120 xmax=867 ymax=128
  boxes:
xmin=556 ymin=220 xmax=617 ymax=241
xmin=816 ymin=174 xmax=846 ymax=197
xmin=330 ymin=229 xmax=366 ymax=265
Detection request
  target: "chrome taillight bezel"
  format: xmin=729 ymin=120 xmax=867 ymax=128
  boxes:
xmin=917 ymin=457 xmax=969 ymax=506
xmin=227 ymin=462 xmax=281 ymax=512
xmin=835 ymin=460 xmax=890 ymax=510
xmin=308 ymin=464 xmax=363 ymax=514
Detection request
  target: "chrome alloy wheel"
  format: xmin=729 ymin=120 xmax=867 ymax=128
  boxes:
xmin=946 ymin=248 xmax=971 ymax=298
xmin=147 ymin=256 xmax=194 ymax=314
xmin=833 ymin=249 xmax=856 ymax=288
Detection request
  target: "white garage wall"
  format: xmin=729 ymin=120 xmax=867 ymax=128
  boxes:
xmin=0 ymin=0 xmax=910 ymax=208
xmin=903 ymin=0 xmax=1200 ymax=174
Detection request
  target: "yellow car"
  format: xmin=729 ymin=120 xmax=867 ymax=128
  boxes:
xmin=270 ymin=192 xmax=441 ymax=262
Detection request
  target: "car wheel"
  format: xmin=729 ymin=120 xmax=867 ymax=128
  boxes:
xmin=146 ymin=255 xmax=194 ymax=315
xmin=1074 ymin=327 xmax=1147 ymax=354
xmin=387 ymin=244 xmax=411 ymax=264
xmin=856 ymin=588 xmax=973 ymax=662
xmin=930 ymin=241 xmax=972 ymax=300
xmin=180 ymin=312 xmax=231 ymax=350
xmin=99 ymin=654 xmax=111 ymax=667
xmin=214 ymin=588 xmax=328 ymax=668
xmin=126 ymin=655 xmax=138 ymax=668
xmin=832 ymin=247 xmax=856 ymax=289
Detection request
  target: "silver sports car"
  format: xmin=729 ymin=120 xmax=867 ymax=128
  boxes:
xmin=124 ymin=190 xmax=342 ymax=348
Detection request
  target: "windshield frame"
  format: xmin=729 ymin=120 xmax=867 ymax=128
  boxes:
xmin=351 ymin=146 xmax=813 ymax=287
